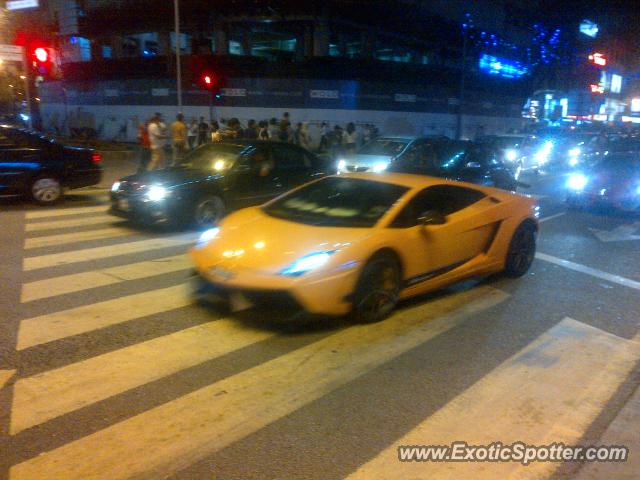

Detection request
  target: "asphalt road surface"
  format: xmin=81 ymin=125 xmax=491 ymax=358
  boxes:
xmin=0 ymin=164 xmax=639 ymax=480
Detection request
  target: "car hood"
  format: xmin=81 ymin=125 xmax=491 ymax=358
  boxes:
xmin=191 ymin=207 xmax=373 ymax=275
xmin=121 ymin=167 xmax=214 ymax=188
xmin=344 ymin=154 xmax=394 ymax=168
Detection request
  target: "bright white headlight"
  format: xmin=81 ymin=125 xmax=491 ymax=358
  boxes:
xmin=372 ymin=162 xmax=389 ymax=173
xmin=505 ymin=149 xmax=518 ymax=162
xmin=111 ymin=181 xmax=121 ymax=192
xmin=567 ymin=173 xmax=588 ymax=191
xmin=569 ymin=147 xmax=581 ymax=157
xmin=337 ymin=159 xmax=347 ymax=171
xmin=281 ymin=251 xmax=334 ymax=276
xmin=569 ymin=157 xmax=579 ymax=167
xmin=147 ymin=185 xmax=168 ymax=201
xmin=195 ymin=227 xmax=219 ymax=249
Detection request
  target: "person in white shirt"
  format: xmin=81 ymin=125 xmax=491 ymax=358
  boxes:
xmin=147 ymin=113 xmax=167 ymax=170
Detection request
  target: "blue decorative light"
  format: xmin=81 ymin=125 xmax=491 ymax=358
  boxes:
xmin=479 ymin=54 xmax=529 ymax=79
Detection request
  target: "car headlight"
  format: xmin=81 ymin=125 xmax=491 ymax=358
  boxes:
xmin=111 ymin=181 xmax=121 ymax=192
xmin=195 ymin=227 xmax=219 ymax=249
xmin=372 ymin=162 xmax=389 ymax=173
xmin=569 ymin=157 xmax=579 ymax=167
xmin=147 ymin=185 xmax=168 ymax=201
xmin=280 ymin=251 xmax=334 ymax=276
xmin=337 ymin=159 xmax=347 ymax=171
xmin=567 ymin=173 xmax=588 ymax=191
xmin=568 ymin=147 xmax=581 ymax=157
xmin=505 ymin=149 xmax=518 ymax=162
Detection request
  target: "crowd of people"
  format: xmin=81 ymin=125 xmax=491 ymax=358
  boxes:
xmin=137 ymin=111 xmax=380 ymax=171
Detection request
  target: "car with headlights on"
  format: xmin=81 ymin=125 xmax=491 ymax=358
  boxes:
xmin=335 ymin=135 xmax=450 ymax=173
xmin=110 ymin=141 xmax=326 ymax=227
xmin=566 ymin=153 xmax=640 ymax=212
xmin=190 ymin=173 xmax=538 ymax=322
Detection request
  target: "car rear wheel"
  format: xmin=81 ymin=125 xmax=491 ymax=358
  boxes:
xmin=194 ymin=195 xmax=225 ymax=228
xmin=31 ymin=177 xmax=62 ymax=205
xmin=504 ymin=222 xmax=536 ymax=277
xmin=352 ymin=252 xmax=401 ymax=323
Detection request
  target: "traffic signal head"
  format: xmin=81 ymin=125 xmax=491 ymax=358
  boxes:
xmin=34 ymin=47 xmax=48 ymax=63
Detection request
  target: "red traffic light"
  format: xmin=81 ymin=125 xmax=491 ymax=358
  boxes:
xmin=203 ymin=74 xmax=212 ymax=86
xmin=34 ymin=47 xmax=48 ymax=63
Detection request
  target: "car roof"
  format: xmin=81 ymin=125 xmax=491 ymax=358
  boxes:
xmin=337 ymin=172 xmax=469 ymax=189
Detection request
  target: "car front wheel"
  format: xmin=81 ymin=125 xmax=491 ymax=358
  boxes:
xmin=31 ymin=177 xmax=62 ymax=205
xmin=504 ymin=222 xmax=537 ymax=277
xmin=194 ymin=195 xmax=225 ymax=228
xmin=352 ymin=252 xmax=401 ymax=323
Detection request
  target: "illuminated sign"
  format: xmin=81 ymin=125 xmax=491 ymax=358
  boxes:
xmin=589 ymin=84 xmax=604 ymax=94
xmin=611 ymin=74 xmax=622 ymax=94
xmin=631 ymin=98 xmax=640 ymax=113
xmin=478 ymin=54 xmax=528 ymax=79
xmin=580 ymin=20 xmax=599 ymax=38
xmin=6 ymin=0 xmax=39 ymax=10
xmin=588 ymin=53 xmax=607 ymax=67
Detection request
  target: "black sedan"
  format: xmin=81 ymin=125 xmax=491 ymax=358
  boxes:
xmin=388 ymin=142 xmax=519 ymax=191
xmin=110 ymin=141 xmax=327 ymax=227
xmin=0 ymin=126 xmax=102 ymax=204
xmin=566 ymin=153 xmax=640 ymax=212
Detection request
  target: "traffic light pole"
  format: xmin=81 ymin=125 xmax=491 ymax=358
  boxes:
xmin=21 ymin=50 xmax=33 ymax=130
xmin=209 ymin=89 xmax=214 ymax=125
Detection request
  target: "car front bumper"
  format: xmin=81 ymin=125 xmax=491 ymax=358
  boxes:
xmin=110 ymin=192 xmax=180 ymax=224
xmin=189 ymin=263 xmax=359 ymax=317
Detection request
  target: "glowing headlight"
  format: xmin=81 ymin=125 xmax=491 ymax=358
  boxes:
xmin=213 ymin=159 xmax=230 ymax=171
xmin=280 ymin=251 xmax=334 ymax=276
xmin=111 ymin=181 xmax=121 ymax=192
xmin=372 ymin=162 xmax=389 ymax=173
xmin=147 ymin=185 xmax=168 ymax=201
xmin=505 ymin=149 xmax=518 ymax=162
xmin=567 ymin=173 xmax=588 ymax=191
xmin=195 ymin=227 xmax=219 ymax=249
xmin=337 ymin=159 xmax=347 ymax=171
xmin=568 ymin=147 xmax=581 ymax=157
xmin=569 ymin=157 xmax=579 ymax=167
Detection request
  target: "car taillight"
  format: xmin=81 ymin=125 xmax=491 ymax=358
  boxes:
xmin=91 ymin=153 xmax=102 ymax=164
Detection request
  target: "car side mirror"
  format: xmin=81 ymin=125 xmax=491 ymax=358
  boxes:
xmin=465 ymin=161 xmax=482 ymax=169
xmin=418 ymin=210 xmax=446 ymax=226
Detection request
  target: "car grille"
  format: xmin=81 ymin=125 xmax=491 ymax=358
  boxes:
xmin=119 ymin=181 xmax=147 ymax=194
xmin=346 ymin=165 xmax=369 ymax=172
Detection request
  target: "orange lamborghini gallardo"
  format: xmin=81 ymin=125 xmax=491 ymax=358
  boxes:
xmin=190 ymin=173 xmax=538 ymax=322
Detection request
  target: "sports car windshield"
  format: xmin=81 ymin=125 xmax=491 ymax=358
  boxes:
xmin=358 ymin=139 xmax=409 ymax=156
xmin=263 ymin=177 xmax=409 ymax=227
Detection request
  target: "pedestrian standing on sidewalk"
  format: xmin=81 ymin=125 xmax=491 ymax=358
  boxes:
xmin=343 ymin=122 xmax=357 ymax=155
xmin=147 ymin=113 xmax=167 ymax=171
xmin=319 ymin=122 xmax=329 ymax=152
xmin=258 ymin=120 xmax=269 ymax=140
xmin=170 ymin=113 xmax=187 ymax=166
xmin=137 ymin=117 xmax=151 ymax=173
xmin=197 ymin=116 xmax=209 ymax=146
xmin=187 ymin=118 xmax=197 ymax=150
xmin=268 ymin=118 xmax=279 ymax=140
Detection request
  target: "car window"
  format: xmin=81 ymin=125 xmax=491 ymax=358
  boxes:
xmin=271 ymin=145 xmax=311 ymax=170
xmin=390 ymin=185 xmax=486 ymax=228
xmin=401 ymin=142 xmax=438 ymax=168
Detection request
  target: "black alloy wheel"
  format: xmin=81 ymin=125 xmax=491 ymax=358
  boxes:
xmin=352 ymin=252 xmax=402 ymax=323
xmin=504 ymin=223 xmax=537 ymax=277
xmin=194 ymin=195 xmax=225 ymax=228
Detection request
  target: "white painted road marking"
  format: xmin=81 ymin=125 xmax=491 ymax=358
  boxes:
xmin=9 ymin=287 xmax=508 ymax=480
xmin=347 ymin=318 xmax=640 ymax=480
xmin=25 ymin=205 xmax=108 ymax=219
xmin=536 ymin=252 xmax=640 ymax=291
xmin=24 ymin=214 xmax=117 ymax=232
xmin=539 ymin=211 xmax=566 ymax=223
xmin=589 ymin=221 xmax=640 ymax=242
xmin=24 ymin=226 xmax=136 ymax=250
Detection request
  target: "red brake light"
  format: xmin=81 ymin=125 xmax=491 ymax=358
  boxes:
xmin=34 ymin=47 xmax=48 ymax=63
xmin=91 ymin=153 xmax=102 ymax=164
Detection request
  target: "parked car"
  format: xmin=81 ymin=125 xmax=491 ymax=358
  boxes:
xmin=476 ymin=134 xmax=528 ymax=169
xmin=110 ymin=141 xmax=327 ymax=227
xmin=0 ymin=126 xmax=102 ymax=204
xmin=388 ymin=142 xmax=520 ymax=191
xmin=190 ymin=173 xmax=538 ymax=322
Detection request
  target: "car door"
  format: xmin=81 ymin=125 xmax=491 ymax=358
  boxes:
xmin=270 ymin=144 xmax=317 ymax=190
xmin=390 ymin=185 xmax=499 ymax=284
xmin=226 ymin=145 xmax=284 ymax=209
xmin=0 ymin=133 xmax=42 ymax=196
